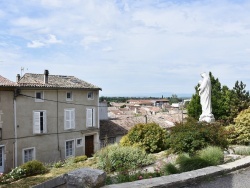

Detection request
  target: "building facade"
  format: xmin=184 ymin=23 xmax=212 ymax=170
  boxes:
xmin=0 ymin=70 xmax=101 ymax=173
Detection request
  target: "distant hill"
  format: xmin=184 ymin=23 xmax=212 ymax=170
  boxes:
xmin=101 ymin=92 xmax=193 ymax=98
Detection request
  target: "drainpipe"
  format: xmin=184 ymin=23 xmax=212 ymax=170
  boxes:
xmin=14 ymin=96 xmax=17 ymax=167
xmin=56 ymin=89 xmax=61 ymax=159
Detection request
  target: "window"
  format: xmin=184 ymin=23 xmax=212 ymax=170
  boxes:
xmin=66 ymin=91 xmax=73 ymax=101
xmin=35 ymin=91 xmax=44 ymax=102
xmin=23 ymin=147 xmax=35 ymax=163
xmin=76 ymin=138 xmax=83 ymax=147
xmin=87 ymin=92 xmax=94 ymax=100
xmin=64 ymin=109 xmax=75 ymax=130
xmin=65 ymin=140 xmax=75 ymax=158
xmin=86 ymin=108 xmax=95 ymax=127
xmin=33 ymin=111 xmax=46 ymax=134
xmin=0 ymin=146 xmax=4 ymax=172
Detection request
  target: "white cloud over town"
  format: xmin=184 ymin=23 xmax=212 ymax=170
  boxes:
xmin=0 ymin=0 xmax=250 ymax=96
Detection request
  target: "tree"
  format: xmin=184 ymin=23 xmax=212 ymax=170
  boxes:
xmin=227 ymin=108 xmax=250 ymax=145
xmin=186 ymin=88 xmax=201 ymax=120
xmin=169 ymin=94 xmax=180 ymax=104
xmin=229 ymin=81 xmax=250 ymax=123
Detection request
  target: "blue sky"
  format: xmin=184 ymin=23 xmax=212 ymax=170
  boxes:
xmin=0 ymin=0 xmax=250 ymax=96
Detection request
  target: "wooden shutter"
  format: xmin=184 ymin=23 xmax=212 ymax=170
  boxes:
xmin=86 ymin=108 xmax=93 ymax=127
xmin=65 ymin=110 xmax=71 ymax=129
xmin=33 ymin=112 xmax=41 ymax=134
xmin=43 ymin=111 xmax=47 ymax=133
xmin=65 ymin=109 xmax=75 ymax=129
xmin=71 ymin=109 xmax=75 ymax=129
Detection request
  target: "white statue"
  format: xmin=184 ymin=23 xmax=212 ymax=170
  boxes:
xmin=198 ymin=72 xmax=215 ymax=123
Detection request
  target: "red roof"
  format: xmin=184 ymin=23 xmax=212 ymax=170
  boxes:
xmin=0 ymin=75 xmax=16 ymax=86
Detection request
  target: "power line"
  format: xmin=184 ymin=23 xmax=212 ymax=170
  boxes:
xmin=19 ymin=93 xmax=100 ymax=107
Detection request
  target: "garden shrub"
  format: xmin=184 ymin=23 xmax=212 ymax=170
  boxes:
xmin=8 ymin=167 xmax=26 ymax=180
xmin=168 ymin=117 xmax=228 ymax=154
xmin=73 ymin=155 xmax=88 ymax=163
xmin=53 ymin=160 xmax=65 ymax=168
xmin=120 ymin=123 xmax=169 ymax=153
xmin=198 ymin=146 xmax=224 ymax=166
xmin=95 ymin=144 xmax=155 ymax=173
xmin=164 ymin=146 xmax=224 ymax=175
xmin=226 ymin=108 xmax=250 ymax=145
xmin=20 ymin=160 xmax=48 ymax=176
xmin=162 ymin=163 xmax=179 ymax=175
xmin=177 ymin=155 xmax=210 ymax=172
xmin=234 ymin=146 xmax=250 ymax=155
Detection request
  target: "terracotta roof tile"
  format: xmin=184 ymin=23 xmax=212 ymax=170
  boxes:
xmin=0 ymin=75 xmax=16 ymax=86
xmin=17 ymin=73 xmax=101 ymax=89
xmin=100 ymin=120 xmax=128 ymax=139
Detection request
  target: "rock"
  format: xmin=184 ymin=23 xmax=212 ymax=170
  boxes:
xmin=65 ymin=168 xmax=106 ymax=188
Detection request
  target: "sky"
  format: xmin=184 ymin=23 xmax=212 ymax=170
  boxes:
xmin=0 ymin=0 xmax=250 ymax=97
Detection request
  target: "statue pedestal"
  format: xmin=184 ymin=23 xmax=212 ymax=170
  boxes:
xmin=199 ymin=114 xmax=215 ymax=123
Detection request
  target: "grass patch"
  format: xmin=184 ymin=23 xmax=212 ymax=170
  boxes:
xmin=0 ymin=157 xmax=97 ymax=188
xmin=198 ymin=146 xmax=224 ymax=166
xmin=234 ymin=146 xmax=250 ymax=155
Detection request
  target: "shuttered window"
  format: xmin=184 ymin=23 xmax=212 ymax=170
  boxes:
xmin=64 ymin=109 xmax=75 ymax=130
xmin=86 ymin=108 xmax=95 ymax=127
xmin=33 ymin=111 xmax=46 ymax=134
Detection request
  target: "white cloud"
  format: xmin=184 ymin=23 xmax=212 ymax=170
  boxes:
xmin=27 ymin=40 xmax=45 ymax=48
xmin=27 ymin=34 xmax=62 ymax=48
xmin=47 ymin=34 xmax=62 ymax=44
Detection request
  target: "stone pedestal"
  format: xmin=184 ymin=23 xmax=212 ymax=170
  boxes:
xmin=199 ymin=113 xmax=215 ymax=123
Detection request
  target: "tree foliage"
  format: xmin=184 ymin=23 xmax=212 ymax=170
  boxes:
xmin=120 ymin=123 xmax=168 ymax=153
xmin=187 ymin=72 xmax=250 ymax=124
xmin=227 ymin=108 xmax=250 ymax=145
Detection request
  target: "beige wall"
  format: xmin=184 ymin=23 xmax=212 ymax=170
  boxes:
xmin=0 ymin=90 xmax=15 ymax=173
xmin=15 ymin=88 xmax=100 ymax=166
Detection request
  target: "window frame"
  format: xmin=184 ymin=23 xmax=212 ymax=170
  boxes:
xmin=64 ymin=108 xmax=75 ymax=130
xmin=65 ymin=139 xmax=75 ymax=158
xmin=22 ymin=147 xmax=35 ymax=163
xmin=33 ymin=110 xmax=47 ymax=134
xmin=66 ymin=91 xmax=73 ymax=101
xmin=35 ymin=91 xmax=44 ymax=102
xmin=87 ymin=91 xmax=94 ymax=100
xmin=76 ymin=138 xmax=83 ymax=147
xmin=86 ymin=108 xmax=95 ymax=128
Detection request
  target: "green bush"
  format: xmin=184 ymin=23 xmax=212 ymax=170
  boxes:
xmin=177 ymin=155 xmax=210 ymax=172
xmin=120 ymin=123 xmax=169 ymax=153
xmin=162 ymin=163 xmax=179 ymax=175
xmin=164 ymin=146 xmax=224 ymax=175
xmin=53 ymin=160 xmax=65 ymax=168
xmin=20 ymin=160 xmax=48 ymax=176
xmin=198 ymin=146 xmax=224 ymax=166
xmin=168 ymin=117 xmax=228 ymax=154
xmin=227 ymin=108 xmax=250 ymax=145
xmin=95 ymin=144 xmax=155 ymax=173
xmin=234 ymin=146 xmax=250 ymax=155
xmin=8 ymin=167 xmax=26 ymax=180
xmin=73 ymin=155 xmax=88 ymax=163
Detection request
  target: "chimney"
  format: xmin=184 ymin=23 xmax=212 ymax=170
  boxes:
xmin=44 ymin=70 xmax=49 ymax=84
xmin=16 ymin=74 xmax=20 ymax=82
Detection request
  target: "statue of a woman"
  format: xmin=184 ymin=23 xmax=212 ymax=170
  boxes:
xmin=198 ymin=72 xmax=215 ymax=122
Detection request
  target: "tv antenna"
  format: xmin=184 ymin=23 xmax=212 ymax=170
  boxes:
xmin=21 ymin=67 xmax=28 ymax=77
